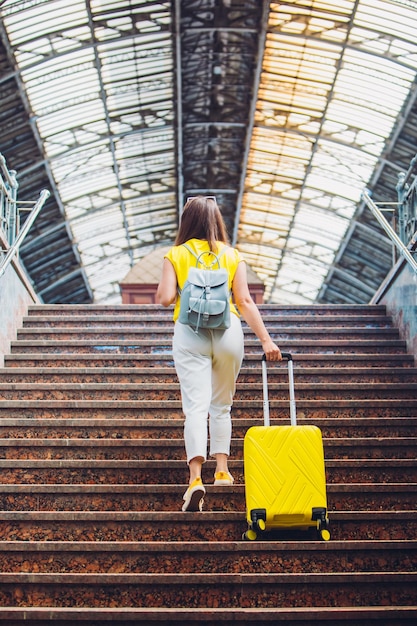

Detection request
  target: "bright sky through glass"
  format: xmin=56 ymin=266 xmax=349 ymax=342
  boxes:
xmin=238 ymin=0 xmax=417 ymax=303
xmin=2 ymin=0 xmax=417 ymax=303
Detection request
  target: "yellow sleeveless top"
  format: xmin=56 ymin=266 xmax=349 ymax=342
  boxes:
xmin=164 ymin=238 xmax=243 ymax=322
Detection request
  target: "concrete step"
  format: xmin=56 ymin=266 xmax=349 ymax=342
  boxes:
xmin=1 ymin=606 xmax=417 ymax=625
xmin=0 ymin=541 xmax=417 ymax=580
xmin=0 ymin=381 xmax=416 ymax=402
xmin=0 ymin=571 xmax=415 ymax=609
xmin=0 ymin=458 xmax=415 ymax=485
xmin=0 ymin=510 xmax=415 ymax=541
xmin=8 ymin=338 xmax=408 ymax=355
xmin=1 ymin=398 xmax=415 ymax=420
xmin=5 ymin=351 xmax=414 ymax=368
xmin=26 ymin=303 xmax=389 ymax=317
xmin=0 ymin=483 xmax=415 ymax=512
xmin=0 ymin=417 xmax=415 ymax=440
xmin=2 ymin=365 xmax=416 ymax=384
xmin=22 ymin=313 xmax=395 ymax=328
xmin=16 ymin=327 xmax=402 ymax=342
xmin=0 ymin=436 xmax=415 ymax=460
xmin=1 ymin=539 xmax=415 ymax=574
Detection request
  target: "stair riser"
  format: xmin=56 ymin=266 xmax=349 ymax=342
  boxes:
xmin=2 ymin=369 xmax=416 ymax=384
xmin=9 ymin=342 xmax=407 ymax=355
xmin=16 ymin=329 xmax=401 ymax=342
xmin=0 ymin=489 xmax=414 ymax=512
xmin=1 ymin=421 xmax=415 ymax=439
xmin=5 ymin=355 xmax=414 ymax=368
xmin=0 ymin=441 xmax=414 ymax=460
xmin=22 ymin=314 xmax=394 ymax=328
xmin=1 ymin=544 xmax=414 ymax=574
xmin=0 ymin=613 xmax=414 ymax=626
xmin=0 ymin=516 xmax=415 ymax=541
xmin=1 ymin=388 xmax=415 ymax=402
xmin=0 ymin=579 xmax=415 ymax=608
xmin=26 ymin=305 xmax=389 ymax=317
xmin=1 ymin=404 xmax=416 ymax=420
xmin=0 ymin=465 xmax=415 ymax=485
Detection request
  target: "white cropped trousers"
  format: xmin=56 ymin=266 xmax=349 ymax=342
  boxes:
xmin=172 ymin=313 xmax=244 ymax=464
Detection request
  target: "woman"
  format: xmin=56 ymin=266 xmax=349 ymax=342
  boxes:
xmin=156 ymin=196 xmax=282 ymax=512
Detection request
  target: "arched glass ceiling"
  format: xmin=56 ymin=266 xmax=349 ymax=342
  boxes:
xmin=1 ymin=0 xmax=417 ymax=305
xmin=1 ymin=0 xmax=176 ymax=303
xmin=238 ymin=0 xmax=417 ymax=304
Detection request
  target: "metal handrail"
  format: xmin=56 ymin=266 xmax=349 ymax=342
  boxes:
xmin=361 ymin=189 xmax=417 ymax=274
xmin=0 ymin=189 xmax=50 ymax=279
xmin=0 ymin=154 xmax=18 ymax=247
xmin=396 ymin=153 xmax=417 ymax=246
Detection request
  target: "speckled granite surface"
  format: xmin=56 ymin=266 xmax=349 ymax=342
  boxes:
xmin=0 ymin=303 xmax=416 ymax=618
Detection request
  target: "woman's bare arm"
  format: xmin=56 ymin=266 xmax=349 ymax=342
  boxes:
xmin=156 ymin=258 xmax=178 ymax=307
xmin=232 ymin=261 xmax=282 ymax=361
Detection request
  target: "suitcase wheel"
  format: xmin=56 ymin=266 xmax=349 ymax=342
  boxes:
xmin=242 ymin=529 xmax=258 ymax=541
xmin=317 ymin=519 xmax=331 ymax=541
xmin=243 ymin=509 xmax=267 ymax=540
xmin=250 ymin=509 xmax=266 ymax=526
xmin=319 ymin=528 xmax=331 ymax=541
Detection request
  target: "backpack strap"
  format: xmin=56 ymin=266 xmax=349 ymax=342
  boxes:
xmin=182 ymin=243 xmax=228 ymax=269
xmin=178 ymin=243 xmax=229 ymax=296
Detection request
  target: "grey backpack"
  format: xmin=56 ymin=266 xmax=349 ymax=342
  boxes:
xmin=178 ymin=244 xmax=231 ymax=333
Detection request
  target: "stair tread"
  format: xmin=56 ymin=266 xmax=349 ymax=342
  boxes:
xmin=10 ymin=338 xmax=406 ymax=345
xmin=1 ymin=381 xmax=416 ymax=389
xmin=0 ymin=416 xmax=417 ymax=430
xmin=0 ymin=458 xmax=414 ymax=467
xmin=1 ymin=605 xmax=417 ymax=621
xmin=26 ymin=303 xmax=389 ymax=311
xmin=0 ymin=436 xmax=414 ymax=444
xmin=1 ymin=539 xmax=415 ymax=551
xmin=0 ymin=482 xmax=415 ymax=494
xmin=16 ymin=327 xmax=400 ymax=335
xmin=1 ymin=398 xmax=416 ymax=406
xmin=0 ymin=510 xmax=415 ymax=543
xmin=0 ymin=510 xmax=415 ymax=520
xmin=1 ymin=571 xmax=416 ymax=583
xmin=5 ymin=352 xmax=413 ymax=361
xmin=23 ymin=314 xmax=393 ymax=322
xmin=0 ymin=364 xmax=417 ymax=368
xmin=0 ymin=416 xmax=415 ymax=424
xmin=0 ymin=482 xmax=415 ymax=491
xmin=1 ymin=367 xmax=416 ymax=385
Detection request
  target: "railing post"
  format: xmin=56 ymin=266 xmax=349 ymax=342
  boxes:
xmin=6 ymin=170 xmax=18 ymax=246
xmin=0 ymin=189 xmax=50 ymax=279
xmin=0 ymin=153 xmax=50 ymax=279
xmin=0 ymin=154 xmax=19 ymax=246
xmin=362 ymin=190 xmax=417 ymax=275
xmin=396 ymin=153 xmax=417 ymax=248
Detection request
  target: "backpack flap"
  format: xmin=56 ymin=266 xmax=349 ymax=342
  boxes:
xmin=179 ymin=266 xmax=231 ymax=331
xmin=186 ymin=267 xmax=228 ymax=288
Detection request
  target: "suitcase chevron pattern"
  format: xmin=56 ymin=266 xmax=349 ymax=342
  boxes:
xmin=244 ymin=424 xmax=327 ymax=528
xmin=243 ymin=354 xmax=330 ymax=539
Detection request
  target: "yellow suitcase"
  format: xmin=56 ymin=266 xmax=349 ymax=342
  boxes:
xmin=243 ymin=353 xmax=330 ymax=541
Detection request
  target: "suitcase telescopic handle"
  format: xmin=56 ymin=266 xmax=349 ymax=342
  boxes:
xmin=262 ymin=352 xmax=292 ymax=361
xmin=261 ymin=352 xmax=297 ymax=427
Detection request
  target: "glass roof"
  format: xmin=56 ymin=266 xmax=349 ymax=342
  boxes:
xmin=1 ymin=0 xmax=417 ymax=304
xmin=238 ymin=0 xmax=417 ymax=303
xmin=1 ymin=0 xmax=176 ymax=303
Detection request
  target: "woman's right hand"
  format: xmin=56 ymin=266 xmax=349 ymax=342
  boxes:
xmin=262 ymin=338 xmax=282 ymax=361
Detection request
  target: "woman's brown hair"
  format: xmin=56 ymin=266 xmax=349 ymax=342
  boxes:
xmin=175 ymin=196 xmax=229 ymax=252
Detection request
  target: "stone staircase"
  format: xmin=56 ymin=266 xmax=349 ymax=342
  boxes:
xmin=0 ymin=303 xmax=416 ymax=625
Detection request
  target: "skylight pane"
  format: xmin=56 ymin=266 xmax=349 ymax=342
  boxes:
xmin=239 ymin=0 xmax=417 ymax=304
xmin=2 ymin=0 xmax=175 ymax=303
